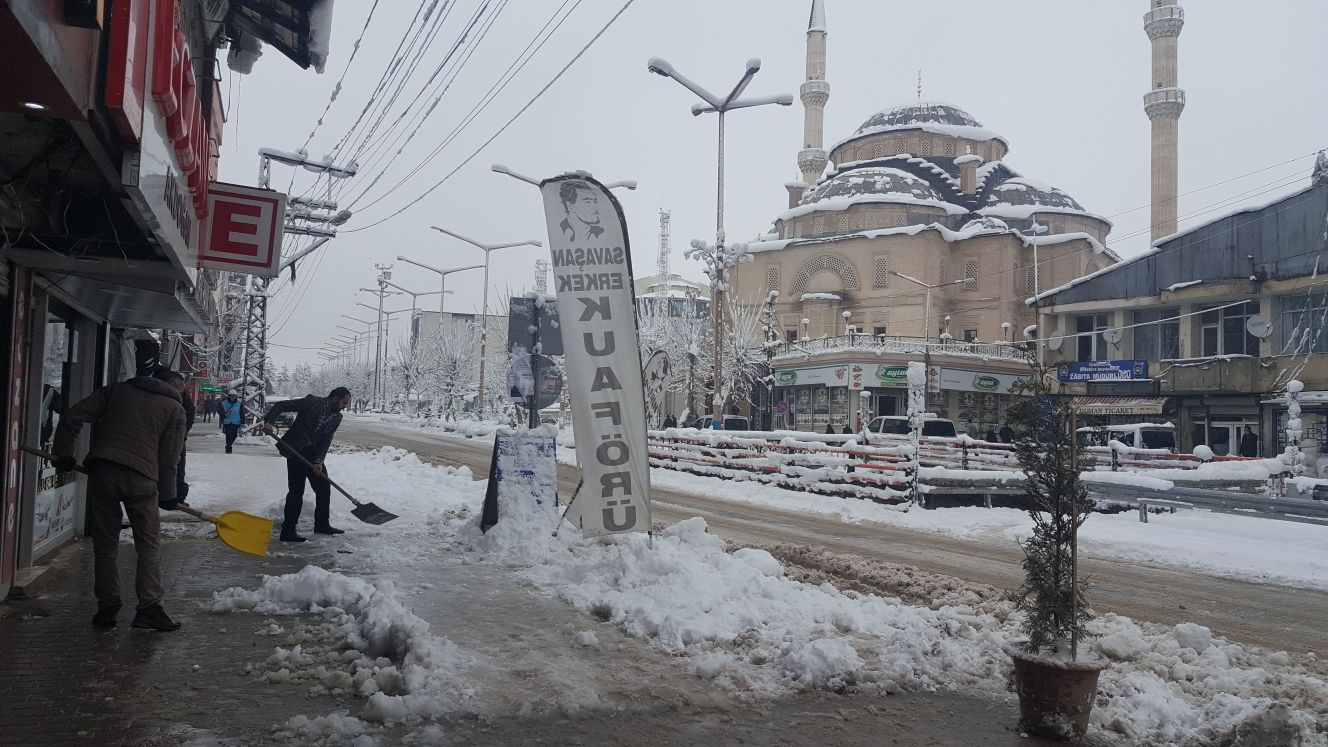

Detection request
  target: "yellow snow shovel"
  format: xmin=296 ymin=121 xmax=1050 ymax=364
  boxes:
xmin=22 ymin=447 xmax=273 ymax=557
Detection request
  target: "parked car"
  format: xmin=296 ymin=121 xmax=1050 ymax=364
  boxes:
xmin=865 ymin=415 xmax=958 ymax=438
xmin=687 ymin=414 xmax=751 ymax=431
xmin=1076 ymin=423 xmax=1176 ymax=452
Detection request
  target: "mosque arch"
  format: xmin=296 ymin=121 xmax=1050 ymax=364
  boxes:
xmin=790 ymin=253 xmax=860 ymax=295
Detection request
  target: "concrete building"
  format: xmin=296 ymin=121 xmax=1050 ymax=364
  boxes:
xmin=733 ymin=2 xmax=1117 ymax=434
xmin=0 ymin=0 xmax=329 ymax=597
xmin=1032 ymin=156 xmax=1328 ymax=457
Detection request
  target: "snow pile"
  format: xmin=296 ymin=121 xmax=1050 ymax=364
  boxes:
xmin=212 ymin=566 xmax=476 ymax=728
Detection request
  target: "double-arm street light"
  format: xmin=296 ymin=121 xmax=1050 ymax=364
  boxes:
xmin=647 ymin=56 xmax=792 ymax=421
xmin=394 ymin=256 xmax=483 ymax=316
xmin=378 ymin=279 xmax=447 ymax=350
xmin=884 ymin=269 xmax=970 ymax=340
xmin=430 ymin=226 xmax=542 ymax=417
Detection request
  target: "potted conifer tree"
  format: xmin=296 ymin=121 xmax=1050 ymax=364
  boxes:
xmin=1004 ymin=372 xmax=1108 ymax=740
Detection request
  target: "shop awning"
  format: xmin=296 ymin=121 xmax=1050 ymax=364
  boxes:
xmin=1069 ymin=396 xmax=1167 ymax=415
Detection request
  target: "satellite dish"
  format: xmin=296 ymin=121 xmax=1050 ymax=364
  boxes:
xmin=1245 ymin=316 xmax=1272 ymax=339
xmin=1102 ymin=328 xmax=1123 ymax=345
xmin=1046 ymin=335 xmax=1063 ymax=351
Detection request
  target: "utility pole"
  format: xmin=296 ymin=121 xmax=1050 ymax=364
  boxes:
xmin=534 ymin=259 xmax=550 ymax=294
xmin=656 ymin=209 xmax=671 ymax=295
xmin=240 ymin=148 xmax=355 ymax=430
xmin=358 ymin=276 xmax=397 ymax=410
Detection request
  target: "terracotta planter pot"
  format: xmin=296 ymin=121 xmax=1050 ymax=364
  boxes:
xmin=1006 ymin=643 xmax=1109 ymax=740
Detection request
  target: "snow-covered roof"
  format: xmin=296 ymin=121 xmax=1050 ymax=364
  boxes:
xmin=832 ymin=101 xmax=1009 ymax=152
xmin=979 ymin=177 xmax=1110 ymax=226
xmin=800 ymin=292 xmax=841 ymax=301
xmin=748 ymin=220 xmax=1105 ymax=254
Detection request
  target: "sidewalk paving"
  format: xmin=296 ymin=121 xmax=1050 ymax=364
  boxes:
xmin=0 ymin=436 xmax=1088 ymax=746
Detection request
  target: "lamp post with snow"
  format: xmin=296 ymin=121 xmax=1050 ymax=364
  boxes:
xmin=647 ymin=56 xmax=792 ymax=425
xmin=379 ymin=279 xmax=447 ymax=351
xmin=430 ymin=227 xmax=542 ymax=418
xmin=394 ymin=256 xmax=483 ymax=316
xmin=884 ymin=269 xmax=969 ymax=341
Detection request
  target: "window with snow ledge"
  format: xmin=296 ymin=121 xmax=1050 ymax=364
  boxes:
xmin=837 ymin=215 xmax=851 ymax=232
xmin=865 ymin=214 xmax=883 ymax=229
xmin=873 ymin=144 xmax=886 ymax=158
xmin=812 ymin=216 xmax=826 ymax=235
xmin=944 ymin=139 xmax=955 ymax=156
xmin=963 ymin=258 xmax=979 ymax=291
xmin=895 ymin=212 xmax=908 ymax=227
xmin=920 ymin=139 xmax=932 ymax=156
xmin=1280 ymin=293 xmax=1328 ymax=354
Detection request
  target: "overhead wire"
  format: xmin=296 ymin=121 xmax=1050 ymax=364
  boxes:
xmin=343 ymin=0 xmax=641 ymax=233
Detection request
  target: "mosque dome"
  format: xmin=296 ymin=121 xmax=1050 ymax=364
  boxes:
xmin=854 ymin=101 xmax=985 ymax=134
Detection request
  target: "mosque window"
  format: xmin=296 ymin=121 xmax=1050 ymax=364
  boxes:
xmin=964 ymin=258 xmax=980 ymax=290
xmin=1024 ymin=266 xmax=1039 ymax=296
xmin=766 ymin=266 xmax=780 ymax=293
xmin=984 ymin=144 xmax=993 ymax=160
xmin=873 ymin=257 xmax=890 ymax=289
xmin=895 ymin=213 xmax=908 ymax=227
xmin=895 ymin=141 xmax=906 ymax=154
xmin=944 ymin=140 xmax=956 ymax=156
xmin=812 ymin=216 xmax=826 ymax=234
xmin=865 ymin=214 xmax=882 ymax=229
xmin=837 ymin=215 xmax=851 ymax=232
xmin=873 ymin=144 xmax=885 ymax=158
xmin=920 ymin=139 xmax=932 ymax=156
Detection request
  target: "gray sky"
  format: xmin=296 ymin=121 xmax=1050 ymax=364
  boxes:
xmin=216 ymin=0 xmax=1328 ymax=367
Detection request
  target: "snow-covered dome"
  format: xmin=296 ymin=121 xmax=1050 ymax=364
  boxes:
xmin=802 ymin=166 xmax=948 ymax=205
xmin=853 ymin=101 xmax=984 ymax=135
xmin=983 ymin=177 xmax=1088 ymax=217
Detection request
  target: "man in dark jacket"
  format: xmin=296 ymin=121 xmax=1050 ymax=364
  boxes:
xmin=1239 ymin=426 xmax=1260 ymax=458
xmin=155 ymin=369 xmax=194 ymax=505
xmin=263 ymin=387 xmax=352 ymax=542
xmin=52 ymin=372 xmax=187 ymax=631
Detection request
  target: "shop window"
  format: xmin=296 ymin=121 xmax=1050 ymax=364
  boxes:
xmin=873 ymin=257 xmax=889 ymax=289
xmin=1200 ymin=301 xmax=1260 ymax=357
xmin=1132 ymin=307 xmax=1180 ymax=360
xmin=1076 ymin=313 xmax=1112 ymax=362
xmin=1279 ymin=293 xmax=1328 ymax=354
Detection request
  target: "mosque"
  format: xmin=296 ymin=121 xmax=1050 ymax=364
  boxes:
xmin=731 ymin=1 xmax=1186 ymax=433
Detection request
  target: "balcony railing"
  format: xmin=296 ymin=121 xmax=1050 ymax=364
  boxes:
xmin=770 ymin=334 xmax=1034 ymax=363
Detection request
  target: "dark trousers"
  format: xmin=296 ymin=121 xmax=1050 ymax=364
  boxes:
xmin=176 ymin=447 xmax=189 ymax=502
xmin=223 ymin=423 xmax=240 ymax=450
xmin=283 ymin=453 xmax=331 ymax=534
xmin=87 ymin=461 xmax=162 ymax=611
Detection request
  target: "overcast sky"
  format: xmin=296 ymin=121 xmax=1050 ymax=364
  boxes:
xmin=216 ymin=0 xmax=1328 ymax=367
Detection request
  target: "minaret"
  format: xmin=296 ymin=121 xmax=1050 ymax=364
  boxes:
xmin=1143 ymin=1 xmax=1185 ymax=241
xmin=788 ymin=0 xmax=829 ymax=208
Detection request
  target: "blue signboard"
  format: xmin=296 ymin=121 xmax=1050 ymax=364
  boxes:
xmin=1057 ymin=360 xmax=1149 ymax=383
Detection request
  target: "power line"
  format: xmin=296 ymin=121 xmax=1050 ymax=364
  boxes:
xmin=344 ymin=0 xmax=640 ymax=232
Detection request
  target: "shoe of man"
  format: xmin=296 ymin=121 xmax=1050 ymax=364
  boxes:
xmin=280 ymin=533 xmax=307 ymax=543
xmin=131 ymin=605 xmax=181 ymax=631
xmin=225 ymin=446 xmax=232 ymax=454
xmin=313 ymin=525 xmax=345 ymax=535
xmin=91 ymin=605 xmax=120 ymax=628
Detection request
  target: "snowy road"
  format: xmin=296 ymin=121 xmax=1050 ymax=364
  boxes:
xmin=339 ymin=419 xmax=1327 ymax=655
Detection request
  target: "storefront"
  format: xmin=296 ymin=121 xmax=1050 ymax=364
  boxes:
xmin=772 ymin=364 xmax=853 ymax=431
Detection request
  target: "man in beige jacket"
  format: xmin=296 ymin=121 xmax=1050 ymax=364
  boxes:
xmin=53 ymin=371 xmax=187 ymax=631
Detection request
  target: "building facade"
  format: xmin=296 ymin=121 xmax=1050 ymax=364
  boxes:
xmin=1034 ymin=157 xmax=1328 ymax=458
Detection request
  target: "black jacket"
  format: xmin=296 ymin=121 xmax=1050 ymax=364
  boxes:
xmin=265 ymin=395 xmax=342 ymax=464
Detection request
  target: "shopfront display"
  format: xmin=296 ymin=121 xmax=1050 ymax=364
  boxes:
xmin=29 ymin=309 xmax=80 ymax=559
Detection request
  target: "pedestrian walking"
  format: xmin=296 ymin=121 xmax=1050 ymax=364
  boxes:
xmin=202 ymin=395 xmax=216 ymax=423
xmin=1239 ymin=426 xmax=1260 ymax=458
xmin=841 ymin=423 xmax=854 ymax=434
xmin=825 ymin=422 xmax=836 ymax=435
xmin=984 ymin=427 xmax=998 ymax=443
xmin=662 ymin=414 xmax=677 ymax=429
xmin=999 ymin=423 xmax=1014 ymax=443
xmin=263 ymin=387 xmax=353 ymax=542
xmin=51 ymin=370 xmax=187 ymax=631
xmin=220 ymin=391 xmax=243 ymax=452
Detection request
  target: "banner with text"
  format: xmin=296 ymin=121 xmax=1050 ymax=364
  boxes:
xmin=539 ymin=174 xmax=651 ymax=537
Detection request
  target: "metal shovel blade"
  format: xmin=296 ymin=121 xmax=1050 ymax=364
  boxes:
xmin=351 ymin=502 xmax=398 ymax=525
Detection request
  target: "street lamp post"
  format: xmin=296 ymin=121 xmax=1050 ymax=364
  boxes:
xmin=395 ymin=256 xmax=484 ymax=316
xmin=885 ymin=269 xmax=969 ymax=340
xmin=379 ymin=279 xmax=445 ymax=350
xmin=647 ymin=56 xmax=792 ymax=424
xmin=430 ymin=227 xmax=542 ymax=418
xmin=340 ymin=315 xmax=374 ymax=367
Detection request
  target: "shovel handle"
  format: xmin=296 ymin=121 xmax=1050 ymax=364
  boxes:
xmin=175 ymin=504 xmax=227 ymax=527
xmin=267 ymin=434 xmax=363 ymax=507
xmin=21 ymin=446 xmax=87 ymax=473
xmin=22 ymin=446 xmax=225 ymax=525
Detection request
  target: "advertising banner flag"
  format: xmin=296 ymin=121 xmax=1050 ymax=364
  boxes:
xmin=538 ymin=174 xmax=651 ymax=537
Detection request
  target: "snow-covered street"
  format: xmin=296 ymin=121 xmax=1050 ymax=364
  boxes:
xmin=166 ymin=435 xmax=1328 ymax=746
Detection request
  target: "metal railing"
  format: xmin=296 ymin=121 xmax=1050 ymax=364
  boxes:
xmin=1088 ymin=482 xmax=1328 ymax=527
xmin=771 ymin=334 xmax=1034 ymax=363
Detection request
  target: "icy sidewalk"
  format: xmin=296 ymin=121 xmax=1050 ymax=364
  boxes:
xmin=181 ymin=443 xmax=1328 ymax=746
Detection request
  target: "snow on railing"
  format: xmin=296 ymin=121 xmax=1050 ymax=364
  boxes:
xmin=770 ymin=334 xmax=1034 ymax=363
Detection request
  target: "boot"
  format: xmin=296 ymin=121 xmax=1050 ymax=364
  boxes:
xmin=280 ymin=532 xmax=308 ymax=543
xmin=131 ymin=605 xmax=181 ymax=631
xmin=313 ymin=525 xmax=345 ymax=535
xmin=91 ymin=605 xmax=120 ymax=628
